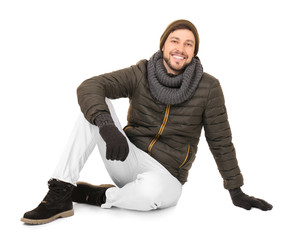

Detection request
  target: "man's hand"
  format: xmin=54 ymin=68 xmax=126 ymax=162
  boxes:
xmin=99 ymin=125 xmax=129 ymax=161
xmin=229 ymin=188 xmax=273 ymax=211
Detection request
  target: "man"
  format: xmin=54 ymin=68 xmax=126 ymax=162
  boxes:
xmin=21 ymin=19 xmax=272 ymax=225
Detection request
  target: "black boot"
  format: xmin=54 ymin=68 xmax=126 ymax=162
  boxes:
xmin=72 ymin=182 xmax=115 ymax=206
xmin=21 ymin=179 xmax=74 ymax=224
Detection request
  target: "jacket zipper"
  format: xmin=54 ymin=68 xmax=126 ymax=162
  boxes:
xmin=179 ymin=144 xmax=190 ymax=168
xmin=123 ymin=126 xmax=133 ymax=132
xmin=148 ymin=104 xmax=171 ymax=155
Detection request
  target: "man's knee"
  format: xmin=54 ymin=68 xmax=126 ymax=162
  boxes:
xmin=136 ymin=171 xmax=182 ymax=209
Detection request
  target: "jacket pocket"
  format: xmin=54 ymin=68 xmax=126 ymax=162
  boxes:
xmin=179 ymin=144 xmax=191 ymax=168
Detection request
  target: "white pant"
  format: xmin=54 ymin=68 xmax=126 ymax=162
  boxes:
xmin=52 ymin=99 xmax=182 ymax=211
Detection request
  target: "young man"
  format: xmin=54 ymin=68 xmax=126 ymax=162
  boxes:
xmin=21 ymin=19 xmax=272 ymax=225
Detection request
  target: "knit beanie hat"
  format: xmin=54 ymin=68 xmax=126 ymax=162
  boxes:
xmin=160 ymin=19 xmax=199 ymax=56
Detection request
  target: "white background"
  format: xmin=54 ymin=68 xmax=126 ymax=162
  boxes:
xmin=1 ymin=0 xmax=296 ymax=239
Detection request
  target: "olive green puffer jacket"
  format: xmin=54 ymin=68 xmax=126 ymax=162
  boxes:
xmin=77 ymin=59 xmax=244 ymax=189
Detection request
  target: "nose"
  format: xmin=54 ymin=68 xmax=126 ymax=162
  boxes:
xmin=175 ymin=43 xmax=185 ymax=54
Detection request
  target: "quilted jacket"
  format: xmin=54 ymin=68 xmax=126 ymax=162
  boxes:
xmin=77 ymin=59 xmax=244 ymax=189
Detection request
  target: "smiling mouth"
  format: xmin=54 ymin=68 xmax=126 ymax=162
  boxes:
xmin=171 ymin=54 xmax=187 ymax=61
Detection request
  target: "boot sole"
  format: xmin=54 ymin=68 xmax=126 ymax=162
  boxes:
xmin=20 ymin=209 xmax=74 ymax=225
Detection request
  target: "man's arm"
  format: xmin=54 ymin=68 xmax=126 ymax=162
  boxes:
xmin=77 ymin=61 xmax=145 ymax=124
xmin=203 ymin=79 xmax=243 ymax=190
xmin=203 ymin=78 xmax=272 ymax=211
xmin=77 ymin=60 xmax=146 ymax=161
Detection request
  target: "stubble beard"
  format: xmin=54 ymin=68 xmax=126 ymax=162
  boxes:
xmin=163 ymin=56 xmax=189 ymax=75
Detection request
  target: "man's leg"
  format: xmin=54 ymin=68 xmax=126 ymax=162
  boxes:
xmin=51 ymin=112 xmax=101 ymax=185
xmin=52 ymin=97 xmax=138 ymax=186
xmin=22 ymin=100 xmax=111 ymax=224
xmin=51 ymin=98 xmax=139 ymax=186
xmin=101 ymin=171 xmax=182 ymax=211
xmin=72 ymin=138 xmax=183 ymax=211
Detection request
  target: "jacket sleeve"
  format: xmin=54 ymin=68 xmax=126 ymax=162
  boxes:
xmin=203 ymin=79 xmax=244 ymax=190
xmin=77 ymin=61 xmax=145 ymax=124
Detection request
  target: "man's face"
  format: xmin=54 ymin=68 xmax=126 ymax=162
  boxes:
xmin=162 ymin=29 xmax=195 ymax=75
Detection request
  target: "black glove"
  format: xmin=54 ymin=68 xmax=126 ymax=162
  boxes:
xmin=99 ymin=124 xmax=129 ymax=161
xmin=95 ymin=114 xmax=129 ymax=161
xmin=229 ymin=188 xmax=273 ymax=211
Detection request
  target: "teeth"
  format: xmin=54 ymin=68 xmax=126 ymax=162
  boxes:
xmin=173 ymin=55 xmax=184 ymax=60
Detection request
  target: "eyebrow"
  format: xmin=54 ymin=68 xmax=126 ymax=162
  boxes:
xmin=170 ymin=36 xmax=195 ymax=44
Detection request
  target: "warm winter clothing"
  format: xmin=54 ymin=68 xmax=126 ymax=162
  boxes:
xmin=77 ymin=53 xmax=244 ymax=190
xmin=21 ymin=179 xmax=74 ymax=224
xmin=147 ymin=51 xmax=203 ymax=105
xmin=99 ymin=124 xmax=129 ymax=161
xmin=229 ymin=188 xmax=273 ymax=211
xmin=72 ymin=182 xmax=115 ymax=206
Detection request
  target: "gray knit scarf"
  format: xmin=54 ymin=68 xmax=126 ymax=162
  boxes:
xmin=147 ymin=51 xmax=203 ymax=105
